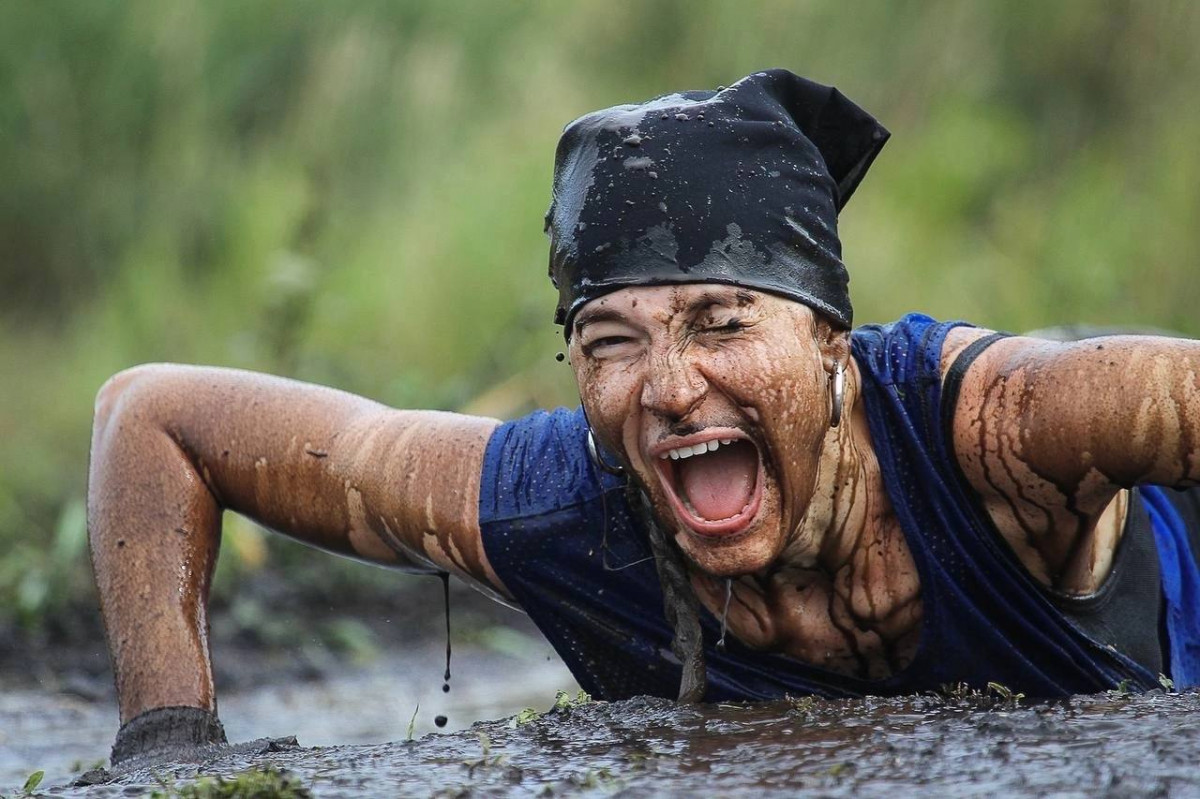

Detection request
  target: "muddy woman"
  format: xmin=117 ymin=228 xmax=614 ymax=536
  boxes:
xmin=89 ymin=69 xmax=1200 ymax=764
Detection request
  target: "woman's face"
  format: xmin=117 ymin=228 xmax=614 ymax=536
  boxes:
xmin=569 ymin=284 xmax=844 ymax=577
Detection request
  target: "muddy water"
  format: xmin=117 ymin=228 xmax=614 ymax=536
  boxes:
xmin=0 ymin=634 xmax=579 ymax=794
xmin=22 ymin=687 xmax=1200 ymax=797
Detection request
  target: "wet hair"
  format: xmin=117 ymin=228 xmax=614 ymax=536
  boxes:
xmin=628 ymin=483 xmax=708 ymax=702
xmin=547 ymin=69 xmax=889 ymax=335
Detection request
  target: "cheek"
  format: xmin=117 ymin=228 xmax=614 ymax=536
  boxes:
xmin=707 ymin=341 xmax=828 ymax=491
xmin=574 ymin=363 xmax=641 ymax=447
xmin=705 ymin=339 xmax=824 ymax=416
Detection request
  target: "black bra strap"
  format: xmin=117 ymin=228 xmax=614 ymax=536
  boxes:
xmin=939 ymin=331 xmax=1011 ymax=447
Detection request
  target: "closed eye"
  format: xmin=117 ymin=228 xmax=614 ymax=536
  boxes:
xmin=697 ymin=318 xmax=749 ymax=335
xmin=583 ymin=335 xmax=634 ymax=355
xmin=578 ymin=320 xmax=644 ymax=359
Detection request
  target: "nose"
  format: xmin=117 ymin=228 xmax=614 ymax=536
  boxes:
xmin=639 ymin=346 xmax=708 ymax=421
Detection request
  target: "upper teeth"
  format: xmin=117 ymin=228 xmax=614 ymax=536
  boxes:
xmin=661 ymin=439 xmax=735 ymax=460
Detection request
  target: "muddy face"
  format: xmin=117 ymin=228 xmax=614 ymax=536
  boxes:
xmin=569 ymin=284 xmax=846 ymax=576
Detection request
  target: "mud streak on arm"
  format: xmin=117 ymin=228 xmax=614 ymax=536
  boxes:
xmin=89 ymin=364 xmax=507 ymax=723
xmin=945 ymin=330 xmax=1200 ymax=591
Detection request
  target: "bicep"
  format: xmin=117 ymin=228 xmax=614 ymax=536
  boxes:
xmin=946 ymin=333 xmax=1200 ymax=581
xmin=107 ymin=364 xmax=511 ymax=600
xmin=954 ymin=334 xmax=1200 ymax=494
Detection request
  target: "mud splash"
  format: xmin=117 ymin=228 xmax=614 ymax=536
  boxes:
xmin=44 ymin=690 xmax=1200 ymax=797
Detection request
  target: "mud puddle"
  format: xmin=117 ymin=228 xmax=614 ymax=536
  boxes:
xmin=22 ymin=688 xmax=1200 ymax=797
xmin=0 ymin=633 xmax=577 ymax=794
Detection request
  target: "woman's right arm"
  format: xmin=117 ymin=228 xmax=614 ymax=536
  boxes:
xmin=88 ymin=363 xmax=507 ymax=739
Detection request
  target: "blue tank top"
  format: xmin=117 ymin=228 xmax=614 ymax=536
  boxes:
xmin=478 ymin=313 xmax=1199 ymax=699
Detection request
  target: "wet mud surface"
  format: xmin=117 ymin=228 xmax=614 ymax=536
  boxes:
xmin=7 ymin=575 xmax=1198 ymax=797
xmin=0 ymin=634 xmax=577 ymax=793
xmin=22 ymin=689 xmax=1200 ymax=797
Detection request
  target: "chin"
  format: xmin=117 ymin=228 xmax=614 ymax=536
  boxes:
xmin=673 ymin=522 xmax=783 ymax=577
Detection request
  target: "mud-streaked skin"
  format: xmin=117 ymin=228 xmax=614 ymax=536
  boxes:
xmin=90 ymin=285 xmax=1200 ymax=717
xmin=89 ymin=367 xmax=504 ymax=722
xmin=947 ymin=329 xmax=1200 ymax=588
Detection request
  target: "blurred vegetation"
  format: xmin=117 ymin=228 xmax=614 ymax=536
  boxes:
xmin=1 ymin=0 xmax=1198 ymax=628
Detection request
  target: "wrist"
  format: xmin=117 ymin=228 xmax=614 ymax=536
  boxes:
xmin=111 ymin=705 xmax=227 ymax=766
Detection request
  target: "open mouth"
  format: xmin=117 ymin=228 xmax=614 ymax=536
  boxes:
xmin=651 ymin=431 xmax=764 ymax=537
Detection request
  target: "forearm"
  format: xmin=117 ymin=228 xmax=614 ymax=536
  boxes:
xmin=89 ymin=369 xmax=223 ymax=723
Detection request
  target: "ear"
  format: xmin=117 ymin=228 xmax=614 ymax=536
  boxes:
xmin=814 ymin=317 xmax=851 ymax=377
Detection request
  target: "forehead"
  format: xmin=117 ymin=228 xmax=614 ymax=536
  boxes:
xmin=571 ymin=284 xmax=809 ymax=333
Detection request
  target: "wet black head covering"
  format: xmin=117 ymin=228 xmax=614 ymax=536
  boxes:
xmin=547 ymin=69 xmax=889 ymax=333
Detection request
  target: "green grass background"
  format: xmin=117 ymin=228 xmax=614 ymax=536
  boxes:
xmin=1 ymin=0 xmax=1198 ymax=626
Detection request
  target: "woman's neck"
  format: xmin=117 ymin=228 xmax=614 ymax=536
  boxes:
xmin=777 ymin=360 xmax=889 ymax=576
xmin=687 ymin=360 xmax=923 ymax=677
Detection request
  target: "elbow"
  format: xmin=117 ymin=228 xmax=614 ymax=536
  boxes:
xmin=92 ymin=364 xmax=178 ymax=447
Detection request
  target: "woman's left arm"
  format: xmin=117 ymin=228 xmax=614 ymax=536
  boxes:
xmin=946 ymin=331 xmax=1200 ymax=583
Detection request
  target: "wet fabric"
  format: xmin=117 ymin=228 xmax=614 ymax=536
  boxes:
xmin=479 ymin=314 xmax=1174 ymax=700
xmin=546 ymin=69 xmax=889 ymax=332
xmin=1045 ymin=491 xmax=1164 ymax=677
xmin=1141 ymin=486 xmax=1200 ymax=687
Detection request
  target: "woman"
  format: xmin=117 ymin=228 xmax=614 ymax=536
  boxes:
xmin=89 ymin=69 xmax=1200 ymax=764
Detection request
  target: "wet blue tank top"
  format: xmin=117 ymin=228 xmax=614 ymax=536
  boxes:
xmin=478 ymin=313 xmax=1200 ymax=699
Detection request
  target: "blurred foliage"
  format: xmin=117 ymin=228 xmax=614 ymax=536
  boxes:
xmin=1 ymin=0 xmax=1198 ymax=625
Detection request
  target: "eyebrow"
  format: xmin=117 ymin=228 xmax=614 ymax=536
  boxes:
xmin=682 ymin=288 xmax=756 ymax=317
xmin=573 ymin=287 xmax=758 ymax=336
xmin=573 ymin=307 xmax=629 ymax=337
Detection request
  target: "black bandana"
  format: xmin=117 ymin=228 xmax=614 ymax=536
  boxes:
xmin=547 ymin=69 xmax=889 ymax=333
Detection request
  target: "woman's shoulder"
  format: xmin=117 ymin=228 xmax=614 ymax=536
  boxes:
xmin=851 ymin=313 xmax=988 ymax=386
xmin=478 ymin=405 xmax=625 ymax=524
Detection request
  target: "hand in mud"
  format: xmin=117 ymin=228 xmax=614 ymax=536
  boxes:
xmin=109 ymin=706 xmax=229 ymax=769
xmin=99 ymin=706 xmax=302 ymax=786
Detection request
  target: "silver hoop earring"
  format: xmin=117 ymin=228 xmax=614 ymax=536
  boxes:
xmin=829 ymin=361 xmax=845 ymax=429
xmin=582 ymin=406 xmax=626 ymax=476
xmin=587 ymin=428 xmax=626 ymax=476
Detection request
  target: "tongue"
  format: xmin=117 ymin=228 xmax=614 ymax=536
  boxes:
xmin=677 ymin=442 xmax=757 ymax=521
